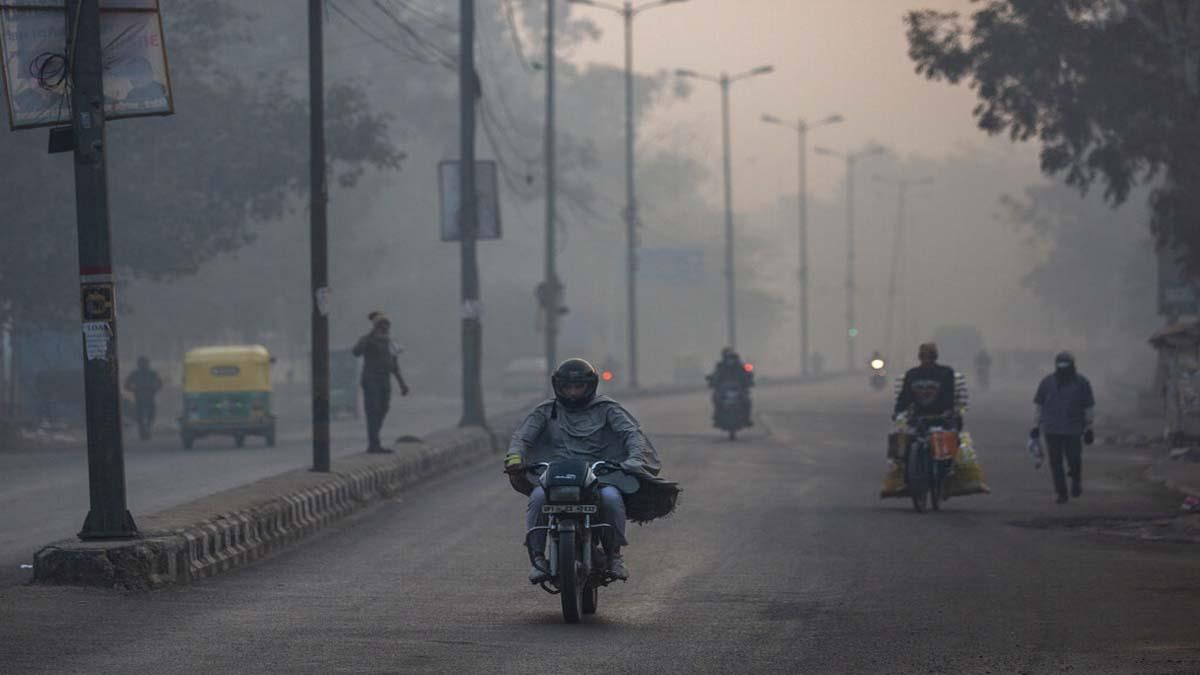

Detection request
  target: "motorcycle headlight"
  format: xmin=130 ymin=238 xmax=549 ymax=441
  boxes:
xmin=547 ymin=486 xmax=581 ymax=503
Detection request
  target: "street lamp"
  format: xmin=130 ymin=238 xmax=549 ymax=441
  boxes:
xmin=761 ymin=112 xmax=843 ymax=376
xmin=874 ymin=174 xmax=933 ymax=364
xmin=813 ymin=143 xmax=886 ymax=372
xmin=566 ymin=0 xmax=690 ymax=390
xmin=675 ymin=64 xmax=775 ymax=350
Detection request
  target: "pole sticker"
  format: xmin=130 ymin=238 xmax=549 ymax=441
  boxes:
xmin=81 ymin=283 xmax=114 ymax=322
xmin=315 ymin=286 xmax=331 ymax=317
xmin=82 ymin=321 xmax=112 ymax=361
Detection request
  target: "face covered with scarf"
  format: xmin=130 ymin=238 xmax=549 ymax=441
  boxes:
xmin=1054 ymin=351 xmax=1076 ymax=382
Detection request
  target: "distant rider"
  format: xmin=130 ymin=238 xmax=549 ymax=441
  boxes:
xmin=975 ymin=348 xmax=993 ymax=390
xmin=504 ymin=358 xmax=670 ymax=583
xmin=352 ymin=311 xmax=409 ymax=453
xmin=123 ymin=355 xmax=162 ymax=441
xmin=706 ymin=347 xmax=754 ymax=425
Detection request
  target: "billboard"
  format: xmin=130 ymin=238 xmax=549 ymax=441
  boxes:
xmin=0 ymin=1 xmax=173 ymax=130
xmin=438 ymin=160 xmax=501 ymax=242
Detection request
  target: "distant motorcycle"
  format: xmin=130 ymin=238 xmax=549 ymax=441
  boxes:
xmin=712 ymin=382 xmax=751 ymax=440
xmin=869 ymin=356 xmax=888 ymax=391
xmin=525 ymin=460 xmax=622 ymax=624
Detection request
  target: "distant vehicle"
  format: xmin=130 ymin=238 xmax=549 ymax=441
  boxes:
xmin=870 ymin=355 xmax=888 ymax=391
xmin=503 ymin=357 xmax=549 ymax=397
xmin=179 ymin=345 xmax=276 ymax=449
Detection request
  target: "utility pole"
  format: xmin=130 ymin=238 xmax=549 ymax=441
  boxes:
xmin=309 ymin=0 xmax=331 ymax=471
xmin=544 ymin=0 xmax=560 ymax=378
xmin=70 ymin=0 xmax=137 ymax=540
xmin=569 ymin=0 xmax=690 ymax=392
xmin=761 ymin=112 xmax=843 ymax=376
xmin=459 ymin=0 xmax=486 ymax=426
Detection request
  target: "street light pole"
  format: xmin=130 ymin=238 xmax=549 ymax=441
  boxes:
xmin=568 ymin=0 xmax=688 ymax=388
xmin=761 ymin=113 xmax=843 ymax=376
xmin=676 ymin=64 xmax=774 ymax=351
xmin=814 ymin=143 xmax=884 ymax=373
xmin=876 ymin=175 xmax=933 ymax=362
xmin=720 ymin=74 xmax=735 ymax=348
xmin=544 ymin=0 xmax=559 ymax=379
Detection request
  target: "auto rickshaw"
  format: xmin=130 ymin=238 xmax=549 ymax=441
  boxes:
xmin=180 ymin=345 xmax=276 ymax=449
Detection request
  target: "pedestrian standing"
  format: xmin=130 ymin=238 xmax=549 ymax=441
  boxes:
xmin=352 ymin=312 xmax=409 ymax=453
xmin=1030 ymin=351 xmax=1095 ymax=504
xmin=123 ymin=355 xmax=162 ymax=441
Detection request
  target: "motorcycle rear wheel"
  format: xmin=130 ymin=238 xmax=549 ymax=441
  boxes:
xmin=558 ymin=530 xmax=583 ymax=624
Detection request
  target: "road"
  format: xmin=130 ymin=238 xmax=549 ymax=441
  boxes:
xmin=2 ymin=380 xmax=1198 ymax=673
xmin=0 ymin=392 xmax=514 ymax=587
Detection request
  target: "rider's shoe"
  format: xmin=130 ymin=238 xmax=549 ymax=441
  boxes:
xmin=608 ymin=553 xmax=629 ymax=580
xmin=528 ymin=556 xmax=550 ymax=584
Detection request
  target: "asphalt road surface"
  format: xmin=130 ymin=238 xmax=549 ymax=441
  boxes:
xmin=2 ymin=381 xmax=1198 ymax=673
xmin=0 ymin=392 xmax=513 ymax=587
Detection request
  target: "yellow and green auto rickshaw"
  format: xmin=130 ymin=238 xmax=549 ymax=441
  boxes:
xmin=179 ymin=345 xmax=276 ymax=449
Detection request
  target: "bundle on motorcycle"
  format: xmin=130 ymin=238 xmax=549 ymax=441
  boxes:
xmin=880 ymin=420 xmax=990 ymax=506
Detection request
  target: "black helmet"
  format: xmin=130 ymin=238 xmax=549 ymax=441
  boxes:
xmin=551 ymin=358 xmax=600 ymax=410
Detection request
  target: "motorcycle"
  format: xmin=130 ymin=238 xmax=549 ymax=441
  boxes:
xmin=526 ymin=459 xmax=622 ymax=624
xmin=903 ymin=415 xmax=958 ymax=513
xmin=712 ymin=382 xmax=751 ymax=440
xmin=869 ymin=356 xmax=888 ymax=391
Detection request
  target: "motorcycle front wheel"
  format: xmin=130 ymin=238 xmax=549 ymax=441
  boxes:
xmin=907 ymin=447 xmax=929 ymax=513
xmin=558 ymin=530 xmax=583 ymax=624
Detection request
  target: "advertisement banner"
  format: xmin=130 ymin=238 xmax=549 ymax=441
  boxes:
xmin=0 ymin=2 xmax=172 ymax=129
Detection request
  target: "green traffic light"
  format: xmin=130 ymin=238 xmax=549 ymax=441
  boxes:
xmin=848 ymin=328 xmax=859 ymax=338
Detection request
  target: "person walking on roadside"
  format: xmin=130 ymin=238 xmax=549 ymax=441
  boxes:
xmin=352 ymin=311 xmax=409 ymax=453
xmin=1030 ymin=351 xmax=1096 ymax=504
xmin=123 ymin=356 xmax=162 ymax=441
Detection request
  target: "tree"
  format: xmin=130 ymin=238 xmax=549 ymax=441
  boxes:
xmin=0 ymin=1 xmax=403 ymax=328
xmin=906 ymin=1 xmax=1200 ymax=271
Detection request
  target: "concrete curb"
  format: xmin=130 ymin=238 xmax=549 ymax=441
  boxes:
xmin=32 ymin=426 xmax=501 ymax=590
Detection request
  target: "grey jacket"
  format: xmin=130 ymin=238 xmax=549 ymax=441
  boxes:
xmin=508 ymin=396 xmax=680 ymax=522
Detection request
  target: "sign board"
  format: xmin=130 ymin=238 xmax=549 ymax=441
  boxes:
xmin=638 ymin=247 xmax=705 ymax=283
xmin=0 ymin=0 xmax=173 ymax=130
xmin=1158 ymin=244 xmax=1200 ymax=318
xmin=438 ymin=160 xmax=501 ymax=241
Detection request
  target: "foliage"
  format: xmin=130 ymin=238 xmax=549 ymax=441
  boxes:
xmin=906 ymin=0 xmax=1200 ymax=270
xmin=0 ymin=0 xmax=403 ymax=326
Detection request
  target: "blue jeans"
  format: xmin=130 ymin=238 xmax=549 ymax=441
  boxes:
xmin=526 ymin=485 xmax=627 ymax=558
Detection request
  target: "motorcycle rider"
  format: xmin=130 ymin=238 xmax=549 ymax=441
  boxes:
xmin=706 ymin=347 xmax=754 ymax=425
xmin=504 ymin=358 xmax=671 ymax=584
xmin=975 ymin=348 xmax=993 ymax=391
xmin=893 ymin=342 xmax=961 ymax=429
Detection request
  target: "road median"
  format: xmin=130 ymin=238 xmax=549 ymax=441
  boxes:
xmin=32 ymin=423 xmax=509 ymax=590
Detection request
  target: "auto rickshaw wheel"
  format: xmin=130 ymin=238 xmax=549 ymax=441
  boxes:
xmin=265 ymin=426 xmax=276 ymax=447
xmin=181 ymin=431 xmax=194 ymax=450
xmin=234 ymin=433 xmax=245 ymax=449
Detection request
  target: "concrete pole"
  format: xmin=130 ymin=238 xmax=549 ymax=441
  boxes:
xmin=544 ymin=0 xmax=560 ymax=378
xmin=845 ymin=155 xmax=856 ymax=372
xmin=623 ymin=3 xmax=639 ymax=389
xmin=797 ymin=121 xmax=809 ymax=376
xmin=309 ymin=0 xmax=332 ymax=471
xmin=459 ymin=0 xmax=486 ymax=426
xmin=70 ymin=0 xmax=137 ymax=540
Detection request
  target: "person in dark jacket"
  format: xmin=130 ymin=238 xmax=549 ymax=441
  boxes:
xmin=352 ymin=312 xmax=409 ymax=453
xmin=123 ymin=356 xmax=162 ymax=440
xmin=706 ymin=347 xmax=754 ymax=425
xmin=1031 ymin=351 xmax=1095 ymax=504
xmin=893 ymin=342 xmax=958 ymax=424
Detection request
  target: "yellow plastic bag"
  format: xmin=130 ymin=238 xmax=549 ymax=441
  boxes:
xmin=946 ymin=431 xmax=991 ymax=496
xmin=880 ymin=461 xmax=909 ymax=498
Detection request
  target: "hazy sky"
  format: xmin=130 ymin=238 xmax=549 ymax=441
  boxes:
xmin=568 ymin=0 xmax=1031 ymax=207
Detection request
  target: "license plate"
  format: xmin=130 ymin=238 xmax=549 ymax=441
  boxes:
xmin=542 ymin=504 xmax=597 ymax=514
